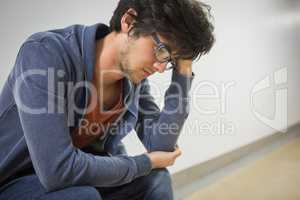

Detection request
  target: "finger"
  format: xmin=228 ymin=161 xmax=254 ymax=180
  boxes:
xmin=173 ymin=148 xmax=182 ymax=157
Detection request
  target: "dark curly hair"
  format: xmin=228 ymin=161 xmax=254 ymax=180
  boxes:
xmin=109 ymin=0 xmax=215 ymax=60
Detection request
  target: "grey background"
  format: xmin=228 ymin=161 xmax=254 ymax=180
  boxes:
xmin=0 ymin=0 xmax=299 ymax=173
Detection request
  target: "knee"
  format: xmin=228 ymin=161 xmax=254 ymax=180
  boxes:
xmin=71 ymin=186 xmax=102 ymax=200
xmin=145 ymin=168 xmax=174 ymax=200
xmin=0 ymin=175 xmax=102 ymax=200
xmin=34 ymin=175 xmax=102 ymax=200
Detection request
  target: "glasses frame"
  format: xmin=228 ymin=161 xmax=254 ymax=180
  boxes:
xmin=151 ymin=33 xmax=176 ymax=71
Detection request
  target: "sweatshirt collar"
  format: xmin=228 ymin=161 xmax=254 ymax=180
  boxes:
xmin=82 ymin=23 xmax=111 ymax=82
xmin=81 ymin=23 xmax=137 ymax=117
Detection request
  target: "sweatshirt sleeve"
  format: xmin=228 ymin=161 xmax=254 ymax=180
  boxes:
xmin=135 ymin=69 xmax=195 ymax=152
xmin=11 ymin=40 xmax=152 ymax=192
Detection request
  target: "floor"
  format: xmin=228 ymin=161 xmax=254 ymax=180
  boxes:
xmin=184 ymin=137 xmax=300 ymax=200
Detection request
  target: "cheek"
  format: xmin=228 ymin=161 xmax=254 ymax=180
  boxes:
xmin=135 ymin=39 xmax=157 ymax=65
xmin=130 ymin=48 xmax=156 ymax=68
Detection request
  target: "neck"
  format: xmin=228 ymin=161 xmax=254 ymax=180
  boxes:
xmin=93 ymin=31 xmax=124 ymax=88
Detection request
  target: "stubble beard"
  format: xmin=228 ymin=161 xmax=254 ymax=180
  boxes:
xmin=118 ymin=49 xmax=141 ymax=85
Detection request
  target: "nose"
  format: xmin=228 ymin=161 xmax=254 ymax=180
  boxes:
xmin=153 ymin=62 xmax=168 ymax=73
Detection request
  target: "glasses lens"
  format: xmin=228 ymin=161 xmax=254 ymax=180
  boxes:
xmin=155 ymin=46 xmax=171 ymax=63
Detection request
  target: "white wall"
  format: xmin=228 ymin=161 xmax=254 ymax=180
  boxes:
xmin=1 ymin=0 xmax=299 ymax=174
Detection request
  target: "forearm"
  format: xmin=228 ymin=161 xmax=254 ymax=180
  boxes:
xmin=137 ymin=68 xmax=195 ymax=152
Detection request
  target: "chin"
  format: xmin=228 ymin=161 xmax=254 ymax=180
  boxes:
xmin=126 ymin=76 xmax=139 ymax=85
xmin=127 ymin=73 xmax=144 ymax=85
xmin=131 ymin=79 xmax=142 ymax=85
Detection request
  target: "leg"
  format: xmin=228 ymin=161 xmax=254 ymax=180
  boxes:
xmin=96 ymin=168 xmax=174 ymax=200
xmin=0 ymin=174 xmax=102 ymax=200
xmin=143 ymin=168 xmax=174 ymax=200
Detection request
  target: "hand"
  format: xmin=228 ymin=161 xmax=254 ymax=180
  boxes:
xmin=175 ymin=59 xmax=193 ymax=76
xmin=145 ymin=146 xmax=182 ymax=169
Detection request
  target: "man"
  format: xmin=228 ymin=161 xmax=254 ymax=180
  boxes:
xmin=0 ymin=0 xmax=214 ymax=199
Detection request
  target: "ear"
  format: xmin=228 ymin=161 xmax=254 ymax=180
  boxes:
xmin=120 ymin=8 xmax=138 ymax=33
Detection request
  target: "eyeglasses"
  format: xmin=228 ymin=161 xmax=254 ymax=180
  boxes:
xmin=151 ymin=33 xmax=176 ymax=71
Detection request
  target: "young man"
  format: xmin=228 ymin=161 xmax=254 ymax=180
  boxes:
xmin=0 ymin=0 xmax=214 ymax=199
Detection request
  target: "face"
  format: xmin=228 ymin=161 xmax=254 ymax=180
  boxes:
xmin=117 ymin=34 xmax=174 ymax=84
